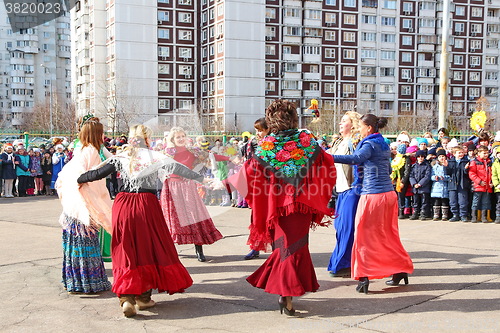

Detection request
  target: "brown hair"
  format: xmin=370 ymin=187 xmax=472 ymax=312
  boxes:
xmin=360 ymin=114 xmax=388 ymax=133
xmin=254 ymin=117 xmax=268 ymax=132
xmin=477 ymin=145 xmax=489 ymax=153
xmin=265 ymin=99 xmax=298 ymax=134
xmin=79 ymin=117 xmax=104 ymax=150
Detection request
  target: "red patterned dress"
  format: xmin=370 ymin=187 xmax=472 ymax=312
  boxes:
xmin=161 ymin=146 xmax=223 ymax=245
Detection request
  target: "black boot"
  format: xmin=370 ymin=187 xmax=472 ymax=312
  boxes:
xmin=386 ymin=273 xmax=409 ymax=286
xmin=398 ymin=208 xmax=405 ymax=219
xmin=195 ymin=245 xmax=206 ymax=262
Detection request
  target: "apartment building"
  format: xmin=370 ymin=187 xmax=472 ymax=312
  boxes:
xmin=72 ymin=0 xmax=500 ymax=132
xmin=0 ymin=7 xmax=71 ymax=128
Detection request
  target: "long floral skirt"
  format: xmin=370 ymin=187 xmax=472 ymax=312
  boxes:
xmin=62 ymin=215 xmax=111 ymax=293
xmin=247 ymin=213 xmax=319 ymax=297
xmin=327 ymin=188 xmax=360 ymax=273
xmin=111 ymin=192 xmax=193 ymax=296
xmin=161 ymin=179 xmax=223 ymax=245
xmin=352 ymin=191 xmax=414 ymax=280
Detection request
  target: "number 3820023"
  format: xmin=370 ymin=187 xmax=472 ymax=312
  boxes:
xmin=5 ymin=2 xmax=62 ymax=14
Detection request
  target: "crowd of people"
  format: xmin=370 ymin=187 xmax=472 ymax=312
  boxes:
xmin=2 ymin=99 xmax=499 ymax=318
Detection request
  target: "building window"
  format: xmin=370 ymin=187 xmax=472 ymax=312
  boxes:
xmin=178 ymin=83 xmax=192 ymax=93
xmin=381 ymin=50 xmax=395 ymax=60
xmin=325 ymin=31 xmax=336 ymax=41
xmin=266 ymin=8 xmax=276 ymax=19
xmin=179 ymin=30 xmax=192 ymax=40
xmin=486 ymin=56 xmax=498 ymax=65
xmin=324 ymin=83 xmax=335 ymax=93
xmin=453 ymin=71 xmax=463 ymax=81
xmin=360 ymin=49 xmax=376 ymax=59
xmin=158 ymin=46 xmax=170 ymax=57
xmin=419 ymin=18 xmax=436 ymax=28
xmin=381 ymin=67 xmax=395 ymax=77
xmin=401 ymin=85 xmax=412 ymax=95
xmin=178 ymin=0 xmax=191 ymax=4
xmin=159 ymin=99 xmax=170 ymax=109
xmin=282 ymin=80 xmax=299 ymax=90
xmin=401 ymin=69 xmax=411 ymax=79
xmin=381 ymin=34 xmax=396 ymax=43
xmin=403 ymin=2 xmax=413 ymax=12
xmin=471 ymin=7 xmax=483 ymax=17
xmin=326 ymin=0 xmax=336 ymax=5
xmin=452 ymin=87 xmax=462 ymax=97
xmin=470 ymin=56 xmax=481 ymax=66
xmin=486 ymin=87 xmax=498 ymax=96
xmin=178 ymin=12 xmax=192 ymax=23
xmin=485 ymin=71 xmax=498 ymax=80
xmin=402 ymin=36 xmax=412 ymax=45
xmin=265 ymin=44 xmax=275 ymax=55
xmin=402 ymin=19 xmax=412 ymax=29
xmin=471 ymin=24 xmax=482 ymax=34
xmin=343 ymin=66 xmax=355 ymax=76
xmin=284 ymin=8 xmax=299 ymax=17
xmin=343 ymin=14 xmax=356 ymax=25
xmin=344 ymin=0 xmax=355 ymax=7
xmin=343 ymin=49 xmax=355 ymax=59
xmin=453 ymin=55 xmax=464 ymax=65
xmin=265 ymin=81 xmax=275 ymax=91
xmin=362 ymin=15 xmax=376 ymax=24
xmin=325 ymin=48 xmax=336 ymax=58
xmin=381 ymin=17 xmax=396 ymax=26
xmin=382 ymin=0 xmax=397 ymax=9
xmin=179 ymin=100 xmax=191 ymax=109
xmin=325 ymin=13 xmax=336 ymax=23
xmin=469 ymin=88 xmax=480 ymax=97
xmin=343 ymin=31 xmax=356 ymax=42
xmin=305 ymin=9 xmax=321 ymax=20
xmin=361 ymin=32 xmax=376 ymax=41
xmin=284 ymin=26 xmax=301 ymax=36
xmin=158 ymin=28 xmax=170 ymax=39
xmin=469 ymin=72 xmax=480 ymax=81
xmin=455 ymin=6 xmax=465 ymax=16
xmin=309 ymin=82 xmax=319 ymax=91
xmin=283 ymin=63 xmax=298 ymax=72
xmin=158 ymin=11 xmax=169 ymax=21
xmin=361 ymin=66 xmax=376 ymax=76
xmin=454 ymin=38 xmax=465 ymax=48
xmin=402 ymin=52 xmax=412 ymax=62
xmin=303 ymin=46 xmax=320 ymax=55
xmin=361 ymin=84 xmax=375 ymax=92
xmin=266 ymin=26 xmax=276 ymax=38
xmin=418 ymin=85 xmax=434 ymax=94
xmin=159 ymin=82 xmax=170 ymax=92
xmin=217 ymin=97 xmax=224 ymax=108
xmin=310 ymin=65 xmax=319 ymax=73
xmin=324 ymin=65 xmax=336 ymax=76
xmin=455 ymin=22 xmax=465 ymax=33
xmin=400 ymin=102 xmax=411 ymax=111
xmin=343 ymin=83 xmax=355 ymax=94
xmin=179 ymin=48 xmax=191 ymax=58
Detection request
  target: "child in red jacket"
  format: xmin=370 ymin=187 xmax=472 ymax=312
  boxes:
xmin=468 ymin=145 xmax=493 ymax=223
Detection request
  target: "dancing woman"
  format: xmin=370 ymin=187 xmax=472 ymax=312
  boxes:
xmin=327 ymin=111 xmax=361 ymax=277
xmin=233 ymin=99 xmax=336 ymax=315
xmin=56 ymin=117 xmax=112 ymax=293
xmin=77 ymin=125 xmax=201 ymax=317
xmin=161 ymin=127 xmax=224 ymax=262
xmin=331 ymin=114 xmax=414 ymax=294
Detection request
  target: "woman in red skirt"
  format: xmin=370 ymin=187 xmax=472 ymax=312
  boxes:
xmin=162 ymin=127 xmax=224 ymax=262
xmin=78 ymin=125 xmax=205 ymax=317
xmin=232 ymin=99 xmax=336 ymax=315
xmin=331 ymin=114 xmax=414 ymax=294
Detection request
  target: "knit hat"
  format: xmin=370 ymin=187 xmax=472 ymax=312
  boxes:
xmin=396 ymin=143 xmax=407 ymax=155
xmin=396 ymin=133 xmax=410 ymax=143
xmin=415 ymin=150 xmax=427 ymax=158
xmin=427 ymin=147 xmax=437 ymax=156
xmin=55 ymin=144 xmax=64 ymax=150
xmin=417 ymin=137 xmax=428 ymax=145
xmin=447 ymin=138 xmax=459 ymax=149
xmin=436 ymin=149 xmax=447 ymax=157
xmin=406 ymin=145 xmax=418 ymax=154
xmin=467 ymin=144 xmax=476 ymax=152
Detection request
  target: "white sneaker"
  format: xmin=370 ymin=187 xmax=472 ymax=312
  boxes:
xmin=136 ymin=299 xmax=155 ymax=310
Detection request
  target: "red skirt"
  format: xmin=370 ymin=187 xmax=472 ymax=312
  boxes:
xmin=352 ymin=191 xmax=414 ymax=280
xmin=161 ymin=179 xmax=223 ymax=245
xmin=246 ymin=213 xmax=319 ymax=297
xmin=111 ymin=192 xmax=193 ymax=296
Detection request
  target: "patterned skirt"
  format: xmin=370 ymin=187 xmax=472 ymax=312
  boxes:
xmin=161 ymin=179 xmax=223 ymax=245
xmin=62 ymin=215 xmax=112 ymax=293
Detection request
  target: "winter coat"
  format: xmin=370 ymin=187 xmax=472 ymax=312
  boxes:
xmin=468 ymin=157 xmax=493 ymax=193
xmin=15 ymin=154 xmax=31 ymax=177
xmin=41 ymin=158 xmax=53 ymax=183
xmin=410 ymin=160 xmax=432 ymax=194
xmin=1 ymin=152 xmax=18 ymax=179
xmin=446 ymin=157 xmax=471 ymax=191
xmin=430 ymin=163 xmax=450 ymax=198
xmin=492 ymin=159 xmax=500 ymax=193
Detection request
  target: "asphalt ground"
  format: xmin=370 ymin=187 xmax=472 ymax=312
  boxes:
xmin=0 ymin=196 xmax=499 ymax=333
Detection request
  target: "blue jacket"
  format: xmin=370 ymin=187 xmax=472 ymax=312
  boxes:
xmin=446 ymin=157 xmax=471 ymax=191
xmin=431 ymin=163 xmax=450 ymax=198
xmin=332 ymin=133 xmax=394 ymax=195
xmin=1 ymin=152 xmax=18 ymax=179
xmin=410 ymin=160 xmax=432 ymax=194
xmin=15 ymin=154 xmax=31 ymax=177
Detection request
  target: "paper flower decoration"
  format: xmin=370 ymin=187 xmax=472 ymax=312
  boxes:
xmin=470 ymin=110 xmax=487 ymax=132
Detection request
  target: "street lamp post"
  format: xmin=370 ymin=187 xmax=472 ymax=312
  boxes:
xmin=40 ymin=64 xmax=53 ymax=137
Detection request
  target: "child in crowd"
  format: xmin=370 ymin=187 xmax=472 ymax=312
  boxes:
xmin=41 ymin=152 xmax=53 ymax=195
xmin=446 ymin=147 xmax=471 ymax=222
xmin=430 ymin=149 xmax=450 ymax=221
xmin=410 ymin=150 xmax=432 ymax=220
xmin=468 ymin=145 xmax=493 ymax=223
xmin=491 ymin=146 xmax=500 ymax=224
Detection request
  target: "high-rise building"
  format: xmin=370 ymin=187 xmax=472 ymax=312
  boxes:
xmin=72 ymin=0 xmax=500 ymax=132
xmin=0 ymin=7 xmax=71 ymax=129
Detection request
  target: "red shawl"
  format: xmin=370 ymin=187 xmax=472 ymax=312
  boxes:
xmin=230 ymin=150 xmax=336 ymax=251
